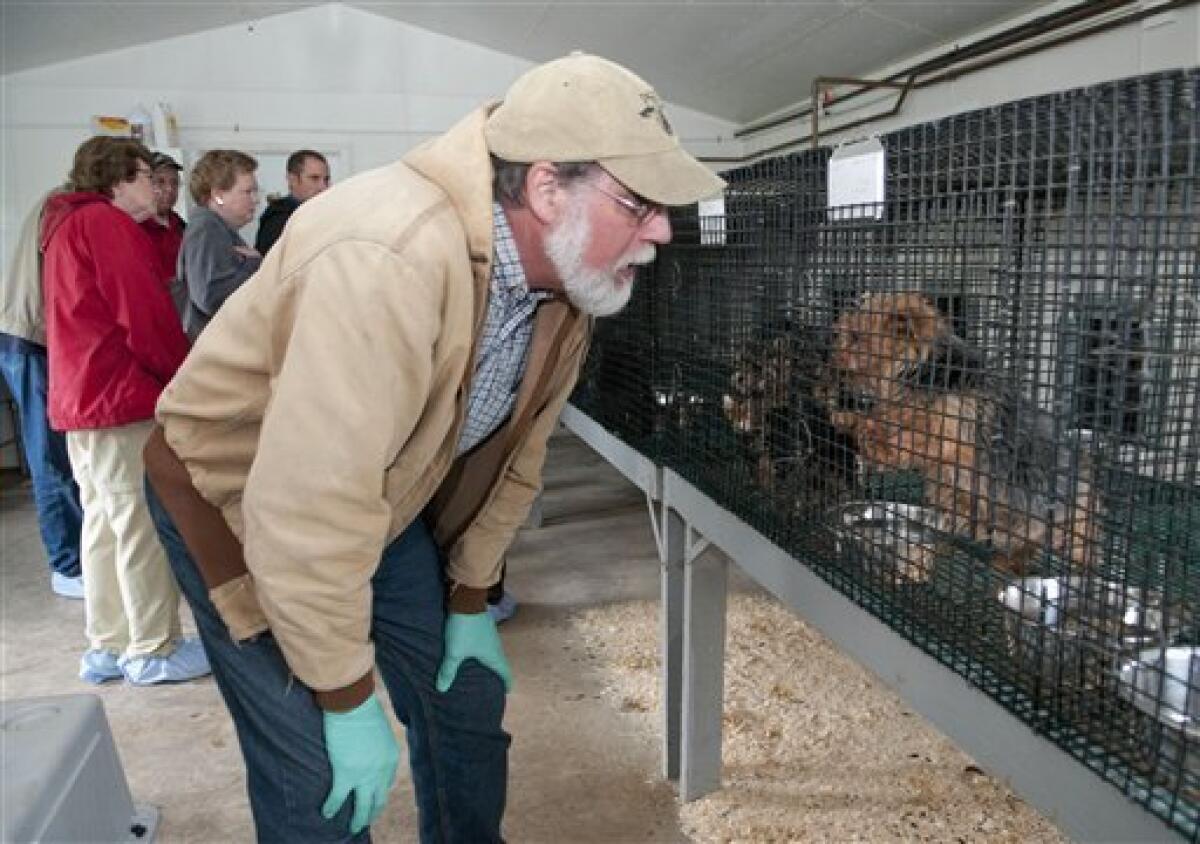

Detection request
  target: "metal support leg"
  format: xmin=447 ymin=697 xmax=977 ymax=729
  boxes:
xmin=524 ymin=491 xmax=544 ymax=529
xmin=679 ymin=524 xmax=726 ymax=801
xmin=661 ymin=505 xmax=685 ymax=781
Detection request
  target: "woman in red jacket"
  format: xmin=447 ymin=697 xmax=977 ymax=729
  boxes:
xmin=41 ymin=136 xmax=210 ymax=686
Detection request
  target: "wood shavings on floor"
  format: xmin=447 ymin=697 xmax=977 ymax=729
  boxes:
xmin=570 ymin=592 xmax=1070 ymax=843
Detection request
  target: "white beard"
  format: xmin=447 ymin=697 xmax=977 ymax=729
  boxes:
xmin=544 ymin=193 xmax=655 ymax=318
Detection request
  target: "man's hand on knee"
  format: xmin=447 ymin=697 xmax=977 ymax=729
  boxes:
xmin=320 ymin=693 xmax=400 ymax=835
xmin=436 ymin=612 xmax=513 ymax=694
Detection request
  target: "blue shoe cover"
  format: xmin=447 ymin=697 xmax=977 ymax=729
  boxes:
xmin=52 ymin=572 xmax=85 ymax=600
xmin=79 ymin=649 xmax=123 ymax=684
xmin=486 ymin=592 xmax=518 ymax=624
xmin=121 ymin=637 xmax=212 ymax=685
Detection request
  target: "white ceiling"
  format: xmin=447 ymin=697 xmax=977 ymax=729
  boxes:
xmin=1 ymin=0 xmax=1046 ymax=125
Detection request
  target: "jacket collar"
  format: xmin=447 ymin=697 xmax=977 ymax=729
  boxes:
xmin=193 ymin=205 xmax=244 ymax=237
xmin=40 ymin=191 xmax=109 ymax=251
xmin=403 ymin=103 xmax=500 ymax=268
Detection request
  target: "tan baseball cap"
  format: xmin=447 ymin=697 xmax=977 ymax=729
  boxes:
xmin=484 ymin=52 xmax=726 ymax=206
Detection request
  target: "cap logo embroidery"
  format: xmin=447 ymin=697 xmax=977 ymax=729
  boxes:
xmin=639 ymin=92 xmax=673 ymax=137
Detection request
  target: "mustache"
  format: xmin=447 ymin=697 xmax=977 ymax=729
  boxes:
xmin=618 ymin=244 xmax=657 ymax=271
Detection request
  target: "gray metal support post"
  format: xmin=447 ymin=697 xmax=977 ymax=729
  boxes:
xmin=660 ymin=505 xmax=685 ymax=781
xmin=679 ymin=530 xmax=728 ymax=801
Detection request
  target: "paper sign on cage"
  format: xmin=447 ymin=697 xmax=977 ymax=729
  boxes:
xmin=827 ymin=137 xmax=885 ymax=220
xmin=699 ymin=195 xmax=726 ymax=246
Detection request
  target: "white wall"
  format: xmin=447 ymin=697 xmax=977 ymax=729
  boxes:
xmin=0 ymin=2 xmax=737 ymax=468
xmin=0 ymin=3 xmax=738 ymax=261
xmin=4 ymin=1 xmax=1195 ymax=260
xmin=741 ymin=1 xmax=1200 ymax=159
xmin=4 ymin=1 xmax=1191 ymax=471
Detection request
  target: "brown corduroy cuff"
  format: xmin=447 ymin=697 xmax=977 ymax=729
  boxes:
xmin=313 ymin=671 xmax=375 ymax=712
xmin=447 ymin=583 xmax=489 ymax=614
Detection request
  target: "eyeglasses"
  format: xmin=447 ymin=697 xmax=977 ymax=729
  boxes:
xmin=584 ymin=181 xmax=663 ymax=226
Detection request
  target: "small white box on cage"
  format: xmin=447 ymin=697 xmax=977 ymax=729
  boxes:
xmin=699 ymin=195 xmax=726 ymax=246
xmin=827 ymin=137 xmax=885 ymax=221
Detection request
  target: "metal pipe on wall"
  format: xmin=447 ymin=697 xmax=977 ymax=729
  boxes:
xmin=702 ymin=0 xmax=1196 ymax=165
xmin=732 ymin=0 xmax=1136 ymax=142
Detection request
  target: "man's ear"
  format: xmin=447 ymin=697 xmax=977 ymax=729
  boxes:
xmin=524 ymin=161 xmax=567 ymax=225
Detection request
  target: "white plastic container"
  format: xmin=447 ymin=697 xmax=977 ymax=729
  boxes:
xmin=1 ymin=695 xmax=158 ymax=843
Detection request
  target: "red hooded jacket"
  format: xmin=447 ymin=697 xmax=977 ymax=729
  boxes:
xmin=41 ymin=192 xmax=189 ymax=431
xmin=140 ymin=211 xmax=185 ymax=284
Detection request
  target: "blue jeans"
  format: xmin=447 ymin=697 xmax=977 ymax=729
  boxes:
xmin=145 ymin=480 xmax=509 ymax=843
xmin=0 ymin=337 xmax=82 ymax=577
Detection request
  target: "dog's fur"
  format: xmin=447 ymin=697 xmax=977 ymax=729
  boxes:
xmin=722 ymin=331 xmax=857 ymax=507
xmin=825 ymin=293 xmax=1100 ymax=579
xmin=819 ymin=292 xmax=956 ymax=440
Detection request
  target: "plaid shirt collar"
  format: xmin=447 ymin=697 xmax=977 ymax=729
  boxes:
xmin=491 ymin=202 xmax=553 ymax=302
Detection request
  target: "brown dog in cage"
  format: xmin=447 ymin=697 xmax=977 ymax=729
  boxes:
xmin=818 ymin=292 xmax=957 ymax=441
xmin=826 ymin=293 xmax=1100 ymax=580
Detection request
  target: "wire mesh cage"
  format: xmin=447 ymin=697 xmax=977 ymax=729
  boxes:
xmin=569 ymin=67 xmax=1200 ymax=837
xmin=569 ymin=273 xmax=661 ymax=457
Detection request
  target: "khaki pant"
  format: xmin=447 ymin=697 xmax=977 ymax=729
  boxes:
xmin=67 ymin=420 xmax=181 ymax=658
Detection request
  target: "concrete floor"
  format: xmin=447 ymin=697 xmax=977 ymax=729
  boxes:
xmin=0 ymin=431 xmax=691 ymax=843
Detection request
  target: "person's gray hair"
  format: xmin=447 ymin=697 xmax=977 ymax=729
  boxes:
xmin=492 ymin=156 xmax=593 ymax=205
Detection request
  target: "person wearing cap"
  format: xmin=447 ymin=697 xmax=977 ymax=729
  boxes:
xmin=142 ymin=52 xmax=724 ymax=841
xmin=254 ymin=149 xmax=331 ymax=256
xmin=140 ymin=152 xmax=187 ymax=317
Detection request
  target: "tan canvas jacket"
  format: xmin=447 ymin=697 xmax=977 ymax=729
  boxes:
xmin=1 ymin=190 xmax=57 ymax=344
xmin=155 ymin=105 xmax=591 ymax=693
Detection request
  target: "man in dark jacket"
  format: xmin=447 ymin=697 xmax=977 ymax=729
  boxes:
xmin=140 ymin=152 xmax=187 ymax=317
xmin=253 ymin=149 xmax=330 ymax=255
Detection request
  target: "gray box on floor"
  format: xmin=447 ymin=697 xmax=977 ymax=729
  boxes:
xmin=1 ymin=694 xmax=158 ymax=843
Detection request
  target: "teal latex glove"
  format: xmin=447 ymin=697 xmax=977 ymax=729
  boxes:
xmin=435 ymin=611 xmax=513 ymax=694
xmin=320 ymin=693 xmax=400 ymax=835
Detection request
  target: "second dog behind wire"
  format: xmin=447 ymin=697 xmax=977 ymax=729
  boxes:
xmin=826 ymin=293 xmax=1100 ymax=581
xmin=722 ymin=328 xmax=858 ymax=514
